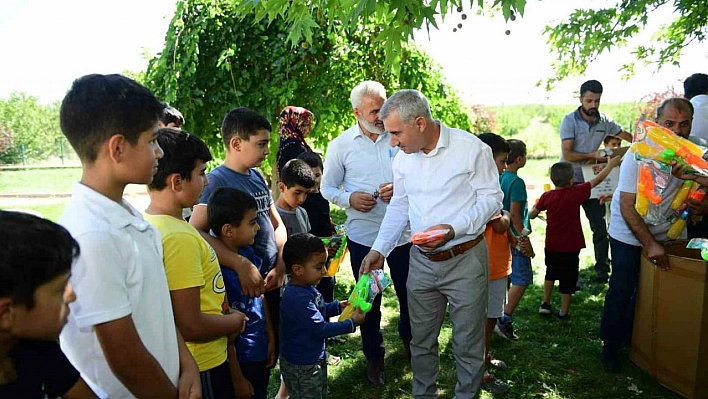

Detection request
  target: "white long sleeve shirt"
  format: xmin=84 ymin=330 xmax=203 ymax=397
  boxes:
xmin=371 ymin=122 xmax=503 ymax=257
xmin=321 ymin=124 xmax=410 ymax=247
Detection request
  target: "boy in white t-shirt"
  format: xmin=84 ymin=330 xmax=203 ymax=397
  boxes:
xmin=58 ymin=74 xmax=200 ymax=398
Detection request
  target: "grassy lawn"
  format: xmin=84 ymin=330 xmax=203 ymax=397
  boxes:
xmin=0 ymin=167 xmax=81 ymax=194
xmin=0 ymin=163 xmax=683 ymax=398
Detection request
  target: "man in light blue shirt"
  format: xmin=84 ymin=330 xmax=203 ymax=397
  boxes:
xmin=321 ymin=81 xmax=412 ymax=386
xmin=559 ymin=80 xmax=632 ymax=282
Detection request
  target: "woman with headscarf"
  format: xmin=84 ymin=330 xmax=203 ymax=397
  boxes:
xmin=276 ymin=106 xmax=314 ymax=174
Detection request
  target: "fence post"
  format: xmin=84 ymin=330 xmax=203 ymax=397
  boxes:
xmin=20 ymin=143 xmax=26 ymax=165
xmin=60 ymin=139 xmax=65 ymax=165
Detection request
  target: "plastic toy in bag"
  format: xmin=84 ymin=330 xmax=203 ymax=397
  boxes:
xmin=411 ymin=229 xmax=450 ymax=245
xmin=338 ymin=270 xmax=392 ymax=321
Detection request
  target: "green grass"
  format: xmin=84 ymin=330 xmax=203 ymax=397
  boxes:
xmin=0 ymin=167 xmax=81 ymax=194
xmin=0 ymin=201 xmax=69 ymax=221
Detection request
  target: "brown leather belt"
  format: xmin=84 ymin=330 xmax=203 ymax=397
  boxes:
xmin=418 ymin=234 xmax=484 ymax=262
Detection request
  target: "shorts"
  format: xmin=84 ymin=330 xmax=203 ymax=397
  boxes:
xmin=509 ymin=248 xmax=533 ymax=286
xmin=487 ymin=277 xmax=507 ymax=319
xmin=280 ymin=357 xmax=328 ymax=399
xmin=544 ymin=249 xmax=580 ymax=295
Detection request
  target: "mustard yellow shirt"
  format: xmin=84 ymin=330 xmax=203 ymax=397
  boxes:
xmin=144 ymin=214 xmax=226 ymax=371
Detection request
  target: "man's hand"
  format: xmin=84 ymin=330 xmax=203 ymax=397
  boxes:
xmin=177 ymin=356 xmax=201 ymax=399
xmin=418 ymin=224 xmax=455 ymax=252
xmin=351 ymin=308 xmax=366 ymax=326
xmin=340 ymin=300 xmax=350 ymax=310
xmin=598 ymin=194 xmax=613 ymax=205
xmin=607 ymin=155 xmax=622 ymax=168
xmin=686 ymin=197 xmax=708 ymax=216
xmin=359 ymin=251 xmax=384 ymax=278
xmin=264 ymin=266 xmax=285 ymax=292
xmin=671 ymin=162 xmax=696 ymax=181
xmin=646 ymin=240 xmax=670 ymax=271
xmin=326 ymin=239 xmax=341 ymax=258
xmin=377 ymin=183 xmax=394 ymax=203
xmin=234 ymin=376 xmax=254 ymax=399
xmin=350 ymin=192 xmax=377 ymax=212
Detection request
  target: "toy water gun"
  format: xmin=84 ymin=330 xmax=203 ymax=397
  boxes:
xmin=670 ymin=180 xmax=696 ymax=210
xmin=322 ymin=235 xmax=348 ymax=277
xmin=668 ymin=209 xmax=690 ymax=240
xmin=644 ymin=125 xmax=708 ymax=171
xmin=338 ymin=273 xmax=373 ymax=321
xmin=411 ymin=229 xmax=450 ymax=245
xmin=636 ymin=163 xmax=662 ymax=216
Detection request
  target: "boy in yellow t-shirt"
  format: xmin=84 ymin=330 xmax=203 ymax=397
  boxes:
xmin=145 ymin=128 xmax=248 ymax=398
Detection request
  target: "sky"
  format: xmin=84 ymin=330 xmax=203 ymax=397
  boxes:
xmin=1 ymin=0 xmax=706 ymax=106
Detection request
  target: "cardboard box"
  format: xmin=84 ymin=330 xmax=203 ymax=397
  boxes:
xmin=630 ymin=241 xmax=708 ymax=398
xmin=581 ymin=163 xmax=620 ymax=199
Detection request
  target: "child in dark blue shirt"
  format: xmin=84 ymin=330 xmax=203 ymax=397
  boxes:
xmin=279 ymin=233 xmax=365 ymax=398
xmin=0 ymin=211 xmax=97 ymax=398
xmin=208 ymin=187 xmax=275 ymax=399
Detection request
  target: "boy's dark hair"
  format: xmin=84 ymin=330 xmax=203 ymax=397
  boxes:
xmin=221 ymin=107 xmax=272 ymax=146
xmin=283 ymin=233 xmax=326 ymax=274
xmin=580 ymin=80 xmax=603 ymax=96
xmin=60 ymin=74 xmax=163 ymax=162
xmin=207 ymin=187 xmax=258 ymax=237
xmin=506 ymin=139 xmax=527 ymax=164
xmin=149 ymin=128 xmax=213 ymax=191
xmin=477 ymin=133 xmax=510 ymax=157
xmin=280 ymin=159 xmax=316 ymax=189
xmin=161 ymin=103 xmax=185 ymax=128
xmin=657 ymin=97 xmax=694 ymax=120
xmin=550 ymin=162 xmax=575 ymax=187
xmin=297 ymin=151 xmax=324 ymax=170
xmin=0 ymin=211 xmax=80 ymax=309
xmin=684 ymin=73 xmax=708 ymax=100
xmin=603 ymin=135 xmax=621 ymax=145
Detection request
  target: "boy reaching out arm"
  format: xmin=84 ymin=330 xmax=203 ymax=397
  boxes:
xmin=279 ymin=234 xmax=365 ymax=399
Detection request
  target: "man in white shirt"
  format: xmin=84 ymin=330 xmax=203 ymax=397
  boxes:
xmin=321 ymin=81 xmax=412 ymax=386
xmin=685 ymin=73 xmax=708 ymax=142
xmin=600 ymin=98 xmax=693 ymax=372
xmin=360 ymin=89 xmax=503 ymax=398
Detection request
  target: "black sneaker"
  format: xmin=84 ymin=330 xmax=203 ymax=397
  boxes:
xmin=554 ymin=309 xmax=570 ymax=321
xmin=539 ymin=302 xmax=552 ymax=315
xmin=494 ymin=319 xmax=519 ymax=341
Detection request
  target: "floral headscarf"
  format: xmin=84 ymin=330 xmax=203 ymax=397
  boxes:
xmin=278 ymin=106 xmax=314 ymax=152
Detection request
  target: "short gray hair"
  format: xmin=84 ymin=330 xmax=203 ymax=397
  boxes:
xmin=379 ymin=89 xmax=433 ymax=124
xmin=350 ymin=81 xmax=387 ymax=110
xmin=656 ymin=97 xmax=694 ymax=120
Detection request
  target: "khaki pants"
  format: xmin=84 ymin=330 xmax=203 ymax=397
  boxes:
xmin=407 ymin=240 xmax=489 ymax=399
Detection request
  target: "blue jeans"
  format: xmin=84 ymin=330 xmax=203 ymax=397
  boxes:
xmin=348 ymin=238 xmax=413 ymax=360
xmin=600 ymin=237 xmax=642 ymax=353
xmin=582 ymin=198 xmax=610 ymax=278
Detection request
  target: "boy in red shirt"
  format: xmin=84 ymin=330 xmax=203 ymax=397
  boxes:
xmin=530 ymin=158 xmax=620 ymax=319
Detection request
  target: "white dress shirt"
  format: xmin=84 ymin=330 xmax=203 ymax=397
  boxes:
xmin=371 ymin=122 xmax=503 ymax=257
xmin=59 ymin=183 xmax=180 ymax=398
xmin=322 ymin=124 xmax=410 ymax=247
xmin=690 ymin=94 xmax=708 ymax=142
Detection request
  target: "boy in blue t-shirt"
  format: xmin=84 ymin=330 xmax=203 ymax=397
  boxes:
xmin=496 ymin=139 xmax=535 ymax=341
xmin=280 ymin=233 xmax=365 ymax=399
xmin=208 ymin=187 xmax=275 ymax=399
xmin=190 ymin=107 xmax=288 ymax=364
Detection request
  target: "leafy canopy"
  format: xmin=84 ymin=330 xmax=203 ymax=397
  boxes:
xmin=146 ymin=0 xmax=472 ymax=174
xmin=232 ymin=0 xmax=707 ymax=86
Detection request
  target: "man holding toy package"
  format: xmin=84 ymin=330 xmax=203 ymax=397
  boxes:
xmin=360 ymin=89 xmax=502 ymax=398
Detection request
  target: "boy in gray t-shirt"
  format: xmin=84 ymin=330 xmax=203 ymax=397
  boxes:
xmin=275 ymin=159 xmax=316 ymax=236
